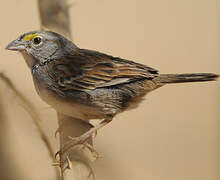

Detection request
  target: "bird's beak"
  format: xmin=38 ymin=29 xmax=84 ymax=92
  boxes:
xmin=6 ymin=39 xmax=25 ymax=51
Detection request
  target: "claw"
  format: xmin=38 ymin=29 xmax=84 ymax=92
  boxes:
xmin=55 ymin=150 xmax=60 ymax=160
xmin=66 ymin=156 xmax=72 ymax=169
xmin=82 ymin=143 xmax=99 ymax=160
xmin=93 ymin=130 xmax=98 ymax=138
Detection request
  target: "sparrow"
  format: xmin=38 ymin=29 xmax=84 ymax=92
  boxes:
xmin=6 ymin=30 xmax=219 ymax=154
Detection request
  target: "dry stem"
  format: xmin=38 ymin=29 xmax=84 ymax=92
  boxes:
xmin=0 ymin=73 xmax=56 ymax=179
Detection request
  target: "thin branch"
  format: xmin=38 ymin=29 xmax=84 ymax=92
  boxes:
xmin=57 ymin=114 xmax=95 ymax=180
xmin=0 ymin=82 xmax=25 ymax=180
xmin=0 ymin=73 xmax=59 ymax=179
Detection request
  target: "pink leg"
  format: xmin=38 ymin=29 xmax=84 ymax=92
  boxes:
xmin=58 ymin=117 xmax=113 ymax=156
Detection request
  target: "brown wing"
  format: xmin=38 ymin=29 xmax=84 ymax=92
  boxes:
xmin=55 ymin=49 xmax=159 ymax=91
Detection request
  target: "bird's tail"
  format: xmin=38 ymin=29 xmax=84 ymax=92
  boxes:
xmin=155 ymin=73 xmax=219 ymax=84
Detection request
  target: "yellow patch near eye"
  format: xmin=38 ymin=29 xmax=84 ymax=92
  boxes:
xmin=23 ymin=33 xmax=38 ymax=41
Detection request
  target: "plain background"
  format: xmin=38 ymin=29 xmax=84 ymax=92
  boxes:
xmin=0 ymin=0 xmax=219 ymax=180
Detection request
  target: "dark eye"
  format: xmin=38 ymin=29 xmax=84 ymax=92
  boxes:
xmin=33 ymin=37 xmax=42 ymax=45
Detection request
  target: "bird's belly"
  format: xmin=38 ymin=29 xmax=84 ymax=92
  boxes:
xmin=33 ymin=80 xmax=106 ymax=121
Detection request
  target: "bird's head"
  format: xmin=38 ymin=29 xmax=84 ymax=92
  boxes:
xmin=6 ymin=31 xmax=77 ymax=67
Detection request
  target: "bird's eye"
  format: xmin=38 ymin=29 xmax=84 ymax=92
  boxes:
xmin=33 ymin=36 xmax=42 ymax=45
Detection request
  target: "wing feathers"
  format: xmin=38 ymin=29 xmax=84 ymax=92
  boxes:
xmin=56 ymin=49 xmax=158 ymax=91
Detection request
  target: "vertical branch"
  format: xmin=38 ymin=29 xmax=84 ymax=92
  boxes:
xmin=38 ymin=0 xmax=94 ymax=179
xmin=38 ymin=0 xmax=72 ymax=38
xmin=57 ymin=114 xmax=94 ymax=180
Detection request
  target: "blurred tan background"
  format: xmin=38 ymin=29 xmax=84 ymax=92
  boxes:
xmin=0 ymin=0 xmax=219 ymax=180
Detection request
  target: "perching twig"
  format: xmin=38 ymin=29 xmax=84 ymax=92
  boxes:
xmin=0 ymin=77 xmax=23 ymax=180
xmin=57 ymin=114 xmax=95 ymax=180
xmin=38 ymin=0 xmax=94 ymax=179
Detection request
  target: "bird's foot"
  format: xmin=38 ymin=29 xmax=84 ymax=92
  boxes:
xmin=55 ymin=133 xmax=99 ymax=160
xmin=55 ymin=117 xmax=113 ymax=161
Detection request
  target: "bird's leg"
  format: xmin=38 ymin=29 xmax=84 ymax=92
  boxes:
xmin=80 ymin=142 xmax=100 ymax=160
xmin=58 ymin=116 xmax=113 ymax=156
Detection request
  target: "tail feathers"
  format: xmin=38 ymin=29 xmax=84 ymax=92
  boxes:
xmin=155 ymin=73 xmax=219 ymax=84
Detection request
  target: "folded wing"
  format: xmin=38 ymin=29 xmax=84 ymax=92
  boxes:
xmin=56 ymin=49 xmax=159 ymax=91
